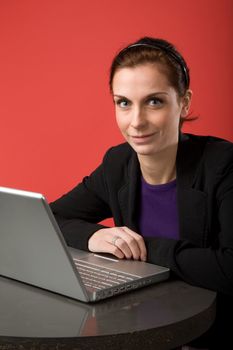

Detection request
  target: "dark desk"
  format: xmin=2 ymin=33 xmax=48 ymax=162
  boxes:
xmin=0 ymin=276 xmax=216 ymax=350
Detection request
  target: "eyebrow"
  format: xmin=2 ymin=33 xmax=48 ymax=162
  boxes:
xmin=113 ymin=92 xmax=169 ymax=99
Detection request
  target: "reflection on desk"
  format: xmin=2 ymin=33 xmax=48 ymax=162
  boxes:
xmin=0 ymin=276 xmax=216 ymax=350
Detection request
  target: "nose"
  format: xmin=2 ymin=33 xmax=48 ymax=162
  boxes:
xmin=130 ymin=107 xmax=147 ymax=129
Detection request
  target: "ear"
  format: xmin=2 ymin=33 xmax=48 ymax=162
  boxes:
xmin=180 ymin=90 xmax=192 ymax=117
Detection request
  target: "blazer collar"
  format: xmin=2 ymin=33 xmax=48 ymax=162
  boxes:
xmin=176 ymin=132 xmax=205 ymax=188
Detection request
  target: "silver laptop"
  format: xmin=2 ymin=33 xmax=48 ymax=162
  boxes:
xmin=0 ymin=186 xmax=169 ymax=302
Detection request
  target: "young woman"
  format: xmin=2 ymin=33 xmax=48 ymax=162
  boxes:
xmin=50 ymin=37 xmax=233 ymax=349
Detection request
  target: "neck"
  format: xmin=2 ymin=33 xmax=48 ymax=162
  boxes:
xmin=138 ymin=144 xmax=178 ymax=185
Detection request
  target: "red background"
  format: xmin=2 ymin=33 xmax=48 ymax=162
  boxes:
xmin=0 ymin=0 xmax=232 ymax=202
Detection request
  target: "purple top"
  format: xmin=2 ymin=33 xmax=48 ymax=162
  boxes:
xmin=138 ymin=177 xmax=179 ymax=239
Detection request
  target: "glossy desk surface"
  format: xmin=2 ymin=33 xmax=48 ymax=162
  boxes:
xmin=0 ymin=276 xmax=216 ymax=350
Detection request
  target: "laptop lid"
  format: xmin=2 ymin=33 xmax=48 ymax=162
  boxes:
xmin=0 ymin=186 xmax=90 ymax=302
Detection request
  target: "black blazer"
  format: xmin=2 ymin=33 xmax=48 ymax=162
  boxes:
xmin=51 ymin=133 xmax=233 ymax=347
xmin=51 ymin=133 xmax=233 ymax=295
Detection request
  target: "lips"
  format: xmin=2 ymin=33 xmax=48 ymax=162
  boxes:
xmin=130 ymin=133 xmax=156 ymax=144
xmin=131 ymin=133 xmax=154 ymax=138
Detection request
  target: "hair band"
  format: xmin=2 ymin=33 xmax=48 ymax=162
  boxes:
xmin=120 ymin=43 xmax=189 ymax=88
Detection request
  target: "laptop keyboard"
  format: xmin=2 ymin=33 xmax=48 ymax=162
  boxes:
xmin=73 ymin=258 xmax=138 ymax=291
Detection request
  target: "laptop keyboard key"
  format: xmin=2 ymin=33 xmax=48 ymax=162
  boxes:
xmin=73 ymin=258 xmax=138 ymax=290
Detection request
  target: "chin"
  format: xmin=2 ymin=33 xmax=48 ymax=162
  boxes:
xmin=130 ymin=144 xmax=158 ymax=156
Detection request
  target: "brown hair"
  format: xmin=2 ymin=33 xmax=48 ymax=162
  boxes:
xmin=109 ymin=37 xmax=196 ymax=128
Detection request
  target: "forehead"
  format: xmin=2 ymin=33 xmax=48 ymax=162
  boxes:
xmin=112 ymin=63 xmax=171 ymax=96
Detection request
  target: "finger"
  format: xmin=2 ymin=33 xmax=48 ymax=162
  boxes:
xmin=121 ymin=227 xmax=147 ymax=261
xmin=93 ymin=239 xmax=125 ymax=259
xmin=88 ymin=231 xmax=125 ymax=259
xmin=107 ymin=234 xmax=133 ymax=259
xmin=116 ymin=228 xmax=141 ymax=260
xmin=112 ymin=237 xmax=134 ymax=259
xmin=105 ymin=242 xmax=125 ymax=259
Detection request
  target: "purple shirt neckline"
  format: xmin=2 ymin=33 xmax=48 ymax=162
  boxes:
xmin=141 ymin=177 xmax=177 ymax=191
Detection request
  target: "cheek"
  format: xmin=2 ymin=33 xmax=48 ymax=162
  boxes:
xmin=150 ymin=109 xmax=180 ymax=135
xmin=150 ymin=110 xmax=172 ymax=128
xmin=115 ymin=113 xmax=128 ymax=133
xmin=164 ymin=112 xmax=181 ymax=136
xmin=162 ymin=106 xmax=181 ymax=125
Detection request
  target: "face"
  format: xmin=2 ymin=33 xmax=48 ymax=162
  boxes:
xmin=112 ymin=64 xmax=191 ymax=158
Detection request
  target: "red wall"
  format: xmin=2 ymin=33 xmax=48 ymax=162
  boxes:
xmin=0 ymin=0 xmax=232 ymax=201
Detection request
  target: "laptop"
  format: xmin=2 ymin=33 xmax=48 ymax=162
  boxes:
xmin=0 ymin=186 xmax=169 ymax=302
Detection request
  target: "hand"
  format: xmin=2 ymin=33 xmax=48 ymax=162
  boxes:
xmin=88 ymin=226 xmax=147 ymax=261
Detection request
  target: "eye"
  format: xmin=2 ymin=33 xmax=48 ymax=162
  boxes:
xmin=115 ymin=99 xmax=130 ymax=108
xmin=147 ymin=98 xmax=163 ymax=107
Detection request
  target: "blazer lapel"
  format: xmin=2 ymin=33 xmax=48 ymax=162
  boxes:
xmin=176 ymin=133 xmax=208 ymax=246
xmin=118 ymin=152 xmax=141 ymax=232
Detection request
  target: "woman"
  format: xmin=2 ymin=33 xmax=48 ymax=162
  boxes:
xmin=50 ymin=37 xmax=233 ymax=349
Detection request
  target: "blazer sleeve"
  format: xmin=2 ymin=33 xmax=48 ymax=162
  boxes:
xmin=50 ymin=157 xmax=112 ymax=250
xmin=144 ymin=164 xmax=233 ymax=296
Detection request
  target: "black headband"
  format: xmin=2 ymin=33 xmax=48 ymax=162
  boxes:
xmin=120 ymin=42 xmax=190 ymax=88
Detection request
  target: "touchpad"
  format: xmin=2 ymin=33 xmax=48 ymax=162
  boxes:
xmin=80 ymin=253 xmax=119 ymax=266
